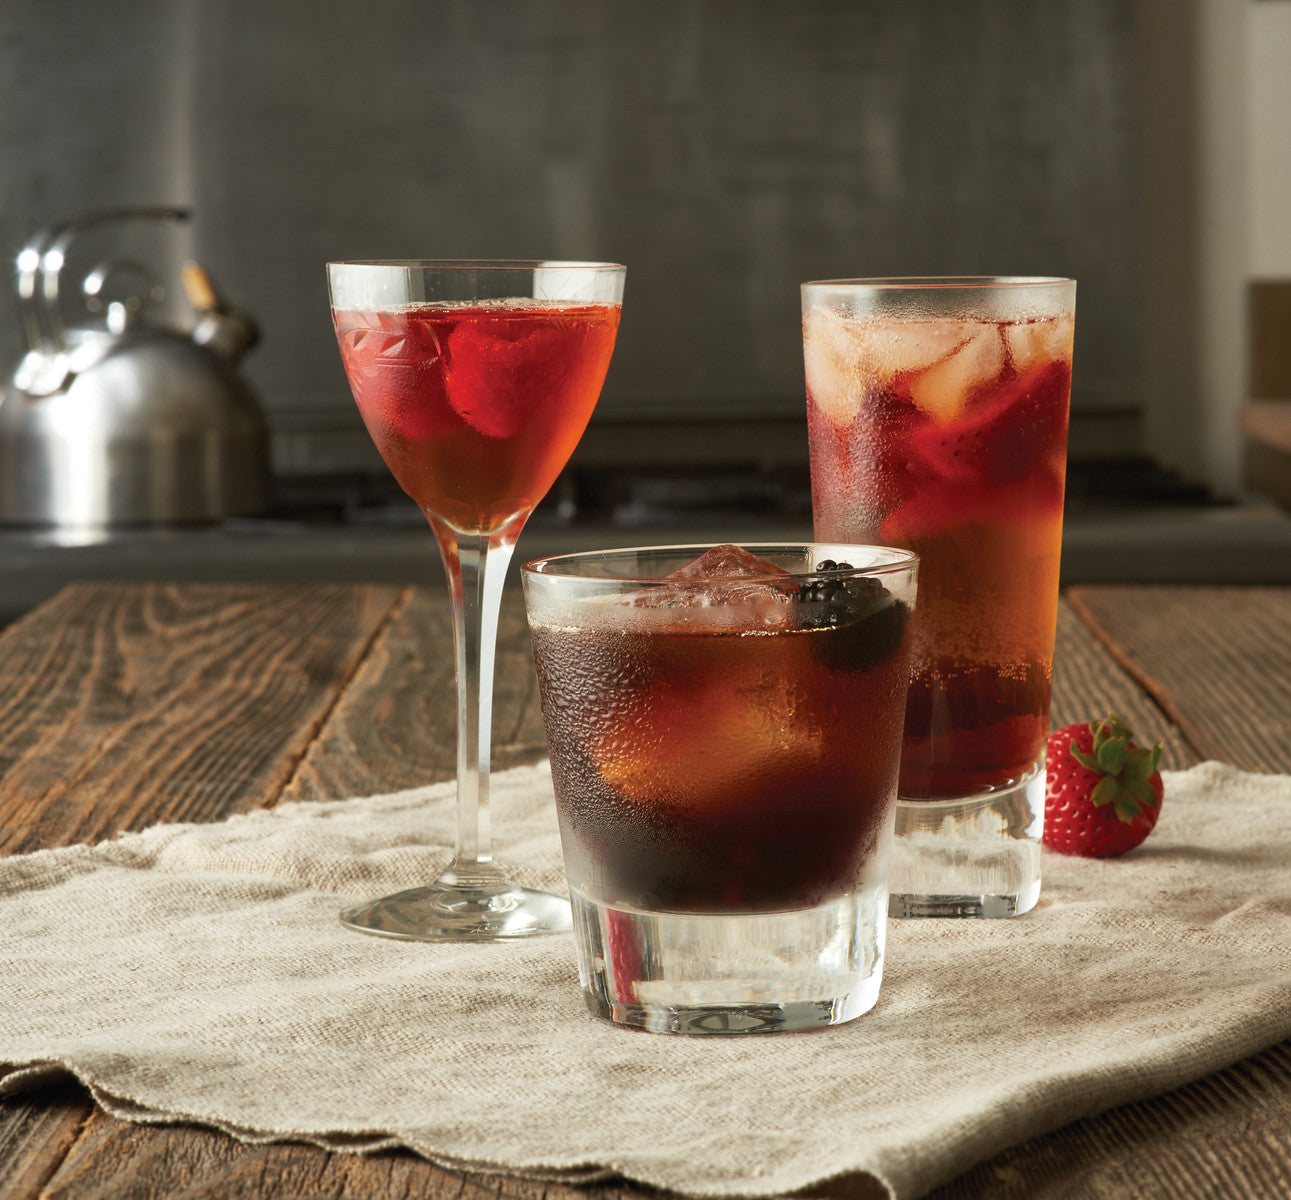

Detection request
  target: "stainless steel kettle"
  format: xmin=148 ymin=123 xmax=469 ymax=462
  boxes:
xmin=0 ymin=207 xmax=270 ymax=528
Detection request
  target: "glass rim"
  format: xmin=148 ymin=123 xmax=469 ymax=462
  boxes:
xmin=801 ymin=275 xmax=1073 ymax=289
xmin=326 ymin=259 xmax=626 ymax=271
xmin=521 ymin=541 xmax=918 ymax=584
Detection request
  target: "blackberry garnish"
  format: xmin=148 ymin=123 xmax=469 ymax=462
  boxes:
xmin=795 ymin=560 xmax=908 ymax=671
xmin=795 ymin=561 xmax=885 ymax=619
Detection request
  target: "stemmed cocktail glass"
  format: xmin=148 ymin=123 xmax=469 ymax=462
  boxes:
xmin=327 ymin=260 xmax=625 ymax=941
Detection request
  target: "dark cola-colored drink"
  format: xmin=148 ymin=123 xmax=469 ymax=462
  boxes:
xmin=529 ymin=548 xmax=912 ymax=914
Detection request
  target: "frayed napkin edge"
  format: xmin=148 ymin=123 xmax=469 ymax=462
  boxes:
xmin=1 ymin=1055 xmax=862 ymax=1199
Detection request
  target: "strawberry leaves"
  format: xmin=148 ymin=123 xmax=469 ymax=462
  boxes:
xmin=1069 ymin=714 xmax=1163 ymax=825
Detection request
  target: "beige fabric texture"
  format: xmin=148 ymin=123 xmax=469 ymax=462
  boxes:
xmin=1 ymin=760 xmax=1289 ymax=1200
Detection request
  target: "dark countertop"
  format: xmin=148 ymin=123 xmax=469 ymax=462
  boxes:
xmin=3 ymin=498 xmax=1291 ymax=627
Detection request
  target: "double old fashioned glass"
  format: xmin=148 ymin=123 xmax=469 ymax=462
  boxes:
xmin=523 ymin=542 xmax=917 ymax=1033
xmin=803 ymin=277 xmax=1076 ymax=917
xmin=328 ymin=260 xmax=625 ymax=940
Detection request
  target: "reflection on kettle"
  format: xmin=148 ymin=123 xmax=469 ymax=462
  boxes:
xmin=0 ymin=207 xmax=271 ymax=529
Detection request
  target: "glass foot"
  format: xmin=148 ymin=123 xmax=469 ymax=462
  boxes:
xmin=340 ymin=881 xmax=573 ymax=942
xmin=888 ymin=757 xmax=1045 ymax=918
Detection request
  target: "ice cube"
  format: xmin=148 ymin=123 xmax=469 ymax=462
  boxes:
xmin=802 ymin=307 xmax=873 ymax=429
xmin=804 ymin=311 xmax=992 ymax=429
xmin=908 ymin=322 xmax=1006 ymax=422
xmin=625 ymin=544 xmax=795 ymax=619
xmin=1003 ymin=313 xmax=1075 ymax=374
xmin=589 ymin=687 xmax=826 ymax=812
xmin=873 ymin=318 xmax=972 ymax=379
xmin=666 ymin=543 xmax=789 ymax=581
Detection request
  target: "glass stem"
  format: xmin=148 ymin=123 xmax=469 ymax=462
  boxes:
xmin=429 ymin=516 xmax=521 ymax=894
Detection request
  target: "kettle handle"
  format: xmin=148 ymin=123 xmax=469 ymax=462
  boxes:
xmin=16 ymin=207 xmax=190 ymax=356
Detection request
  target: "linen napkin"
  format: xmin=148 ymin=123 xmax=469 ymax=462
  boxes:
xmin=1 ymin=761 xmax=1289 ymax=1200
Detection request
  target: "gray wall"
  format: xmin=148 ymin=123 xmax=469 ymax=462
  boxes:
xmin=0 ymin=0 xmax=1139 ymax=472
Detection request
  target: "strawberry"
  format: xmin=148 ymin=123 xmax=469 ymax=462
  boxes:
xmin=1043 ymin=714 xmax=1164 ymax=857
xmin=446 ymin=315 xmax=570 ymax=440
xmin=907 ymin=357 xmax=1071 ymax=488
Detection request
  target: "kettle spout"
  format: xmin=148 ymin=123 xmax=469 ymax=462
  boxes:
xmin=183 ymin=262 xmax=259 ymax=363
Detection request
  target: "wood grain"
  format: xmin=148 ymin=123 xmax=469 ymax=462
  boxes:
xmin=0 ymin=582 xmax=403 ymax=1200
xmin=926 ymin=1044 xmax=1291 ymax=1200
xmin=37 ymin=1110 xmax=650 ymax=1200
xmin=0 ymin=1084 xmax=94 ymax=1200
xmin=1051 ymin=599 xmax=1199 ymax=767
xmin=1249 ymin=280 xmax=1291 ymax=400
xmin=1067 ymin=586 xmax=1291 ymax=773
xmin=0 ymin=583 xmax=403 ymax=854
xmin=0 ymin=583 xmax=570 ymax=1200
xmin=282 ymin=586 xmax=549 ymax=805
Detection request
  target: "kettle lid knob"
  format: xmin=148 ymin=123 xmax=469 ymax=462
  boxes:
xmin=183 ymin=262 xmax=259 ymax=363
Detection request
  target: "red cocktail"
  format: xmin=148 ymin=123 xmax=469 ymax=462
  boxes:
xmin=328 ymin=260 xmax=624 ymax=942
xmin=803 ymin=276 xmax=1075 ymax=918
xmin=334 ymin=301 xmax=620 ymax=532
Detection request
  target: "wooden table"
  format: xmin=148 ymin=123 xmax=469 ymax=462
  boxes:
xmin=1 ymin=582 xmax=1288 ymax=1200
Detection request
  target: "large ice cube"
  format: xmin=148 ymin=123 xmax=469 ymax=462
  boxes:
xmin=908 ymin=321 xmax=1006 ymax=422
xmin=666 ymin=543 xmax=788 ymax=581
xmin=625 ymin=544 xmax=795 ymax=619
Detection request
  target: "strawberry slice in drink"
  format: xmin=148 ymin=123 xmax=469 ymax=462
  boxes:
xmin=906 ymin=357 xmax=1071 ymax=489
xmin=446 ymin=314 xmax=573 ymax=440
xmin=808 ymin=374 xmax=928 ymax=524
